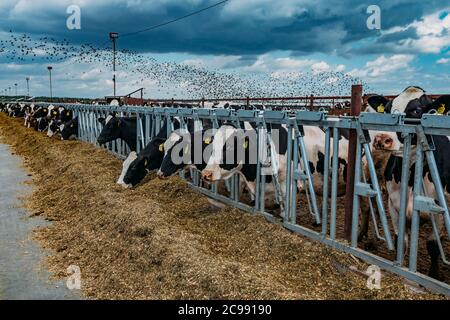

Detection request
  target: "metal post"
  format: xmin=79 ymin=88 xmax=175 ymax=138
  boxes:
xmin=47 ymin=66 xmax=53 ymax=100
xmin=14 ymin=83 xmax=17 ymax=96
xmin=26 ymin=77 xmax=30 ymax=97
xmin=109 ymin=32 xmax=119 ymax=98
xmin=344 ymin=84 xmax=362 ymax=241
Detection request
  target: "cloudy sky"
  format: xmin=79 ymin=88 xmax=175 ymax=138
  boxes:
xmin=0 ymin=0 xmax=449 ymax=98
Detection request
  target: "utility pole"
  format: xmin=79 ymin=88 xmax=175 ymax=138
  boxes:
xmin=8 ymin=87 xmax=11 ymax=96
xmin=109 ymin=32 xmax=119 ymax=97
xmin=14 ymin=83 xmax=17 ymax=96
xmin=26 ymin=77 xmax=30 ymax=97
xmin=47 ymin=66 xmax=53 ymax=100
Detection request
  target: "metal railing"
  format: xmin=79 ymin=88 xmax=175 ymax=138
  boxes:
xmin=7 ymin=94 xmax=450 ymax=296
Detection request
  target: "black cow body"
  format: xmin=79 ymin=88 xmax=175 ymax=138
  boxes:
xmin=122 ymin=120 xmax=181 ymax=186
xmin=60 ymin=117 xmax=78 ymax=140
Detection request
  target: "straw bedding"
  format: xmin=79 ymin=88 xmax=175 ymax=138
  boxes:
xmin=0 ymin=113 xmax=446 ymax=299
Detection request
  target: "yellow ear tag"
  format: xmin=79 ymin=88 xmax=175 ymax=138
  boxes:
xmin=243 ymin=140 xmax=249 ymax=149
xmin=204 ymin=137 xmax=211 ymax=145
xmin=184 ymin=145 xmax=189 ymax=155
xmin=70 ymin=124 xmax=74 ymax=128
xmin=66 ymin=112 xmax=70 ymax=116
xmin=144 ymin=159 xmax=148 ymax=166
xmin=437 ymin=104 xmax=446 ymax=115
xmin=377 ymin=104 xmax=385 ymax=113
xmin=53 ymin=111 xmax=57 ymax=115
xmin=159 ymin=144 xmax=164 ymax=152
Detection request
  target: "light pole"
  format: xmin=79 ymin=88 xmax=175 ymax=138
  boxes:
xmin=14 ymin=83 xmax=17 ymax=96
xmin=8 ymin=87 xmax=11 ymax=96
xmin=109 ymin=32 xmax=119 ymax=97
xmin=47 ymin=66 xmax=53 ymax=100
xmin=26 ymin=77 xmax=30 ymax=97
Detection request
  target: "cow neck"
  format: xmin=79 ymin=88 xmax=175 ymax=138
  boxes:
xmin=119 ymin=119 xmax=137 ymax=151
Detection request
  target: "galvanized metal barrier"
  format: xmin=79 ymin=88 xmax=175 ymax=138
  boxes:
xmin=14 ymin=101 xmax=450 ymax=296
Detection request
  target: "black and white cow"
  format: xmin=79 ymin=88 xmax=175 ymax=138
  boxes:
xmin=60 ymin=117 xmax=78 ymax=140
xmin=119 ymin=120 xmax=182 ymax=187
xmin=37 ymin=117 xmax=49 ymax=132
xmin=200 ymin=122 xmax=288 ymax=211
xmin=156 ymin=129 xmax=214 ymax=178
xmin=97 ymin=114 xmax=140 ymax=151
xmin=362 ymin=87 xmax=448 ymax=278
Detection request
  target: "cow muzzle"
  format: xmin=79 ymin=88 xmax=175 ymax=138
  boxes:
xmin=373 ymin=134 xmax=394 ymax=150
xmin=202 ymin=170 xmax=214 ymax=182
xmin=156 ymin=170 xmax=168 ymax=180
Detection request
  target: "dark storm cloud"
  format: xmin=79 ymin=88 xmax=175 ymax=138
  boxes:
xmin=0 ymin=0 xmax=448 ymax=56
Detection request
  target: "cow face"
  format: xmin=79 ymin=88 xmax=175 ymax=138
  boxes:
xmin=47 ymin=119 xmax=61 ymax=137
xmin=61 ymin=118 xmax=78 ymax=140
xmin=157 ymin=130 xmax=215 ymax=179
xmin=97 ymin=114 xmax=121 ymax=145
xmin=157 ymin=133 xmax=186 ymax=179
xmin=202 ymin=126 xmax=254 ymax=182
xmin=388 ymin=86 xmax=432 ymax=118
xmin=122 ymin=138 xmax=167 ymax=186
xmin=33 ymin=107 xmax=49 ymax=119
xmin=59 ymin=108 xmax=73 ymax=122
xmin=37 ymin=117 xmax=48 ymax=132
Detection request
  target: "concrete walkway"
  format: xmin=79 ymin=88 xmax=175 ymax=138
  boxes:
xmin=0 ymin=143 xmax=81 ymax=300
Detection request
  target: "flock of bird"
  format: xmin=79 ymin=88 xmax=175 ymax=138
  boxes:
xmin=0 ymin=30 xmax=369 ymax=99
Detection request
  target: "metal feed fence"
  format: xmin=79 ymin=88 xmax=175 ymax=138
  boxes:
xmin=14 ymin=94 xmax=450 ymax=296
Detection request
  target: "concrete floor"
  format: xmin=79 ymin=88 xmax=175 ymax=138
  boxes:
xmin=0 ymin=143 xmax=81 ymax=300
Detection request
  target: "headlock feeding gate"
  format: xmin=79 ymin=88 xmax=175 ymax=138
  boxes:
xmin=20 ymin=90 xmax=450 ymax=296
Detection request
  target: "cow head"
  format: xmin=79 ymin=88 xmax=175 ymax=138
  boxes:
xmin=423 ymin=95 xmax=450 ymax=116
xmin=367 ymin=95 xmax=390 ymax=113
xmin=122 ymin=137 xmax=167 ymax=186
xmin=60 ymin=118 xmax=78 ymax=140
xmin=97 ymin=113 xmax=121 ymax=145
xmin=47 ymin=119 xmax=61 ymax=137
xmin=201 ymin=125 xmax=253 ymax=182
xmin=32 ymin=106 xmax=49 ymax=119
xmin=387 ymin=86 xmax=432 ymax=118
xmin=58 ymin=108 xmax=73 ymax=122
xmin=37 ymin=117 xmax=48 ymax=132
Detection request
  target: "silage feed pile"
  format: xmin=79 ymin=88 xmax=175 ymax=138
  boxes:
xmin=0 ymin=114 xmax=446 ymax=300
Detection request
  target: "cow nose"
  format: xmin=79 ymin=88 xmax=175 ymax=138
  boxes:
xmin=156 ymin=170 xmax=166 ymax=179
xmin=202 ymin=170 xmax=213 ymax=181
xmin=373 ymin=134 xmax=393 ymax=150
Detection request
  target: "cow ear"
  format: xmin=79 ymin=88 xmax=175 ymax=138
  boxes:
xmin=98 ymin=117 xmax=105 ymax=124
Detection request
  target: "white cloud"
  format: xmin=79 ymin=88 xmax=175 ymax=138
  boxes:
xmin=436 ymin=57 xmax=450 ymax=64
xmin=382 ymin=9 xmax=450 ymax=54
xmin=311 ymin=61 xmax=331 ymax=74
xmin=348 ymin=54 xmax=414 ymax=79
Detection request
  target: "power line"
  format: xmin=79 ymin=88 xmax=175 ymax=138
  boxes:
xmin=121 ymin=0 xmax=229 ymax=38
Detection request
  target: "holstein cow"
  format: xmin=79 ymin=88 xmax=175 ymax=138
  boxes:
xmin=47 ymin=108 xmax=73 ymax=138
xmin=60 ymin=117 xmax=79 ymax=140
xmin=157 ymin=129 xmax=214 ymax=178
xmin=362 ymin=87 xmax=447 ymax=278
xmin=119 ymin=119 xmax=182 ymax=187
xmin=201 ymin=122 xmax=288 ymax=212
xmin=97 ymin=114 xmax=140 ymax=151
xmin=156 ymin=128 xmax=238 ymax=208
